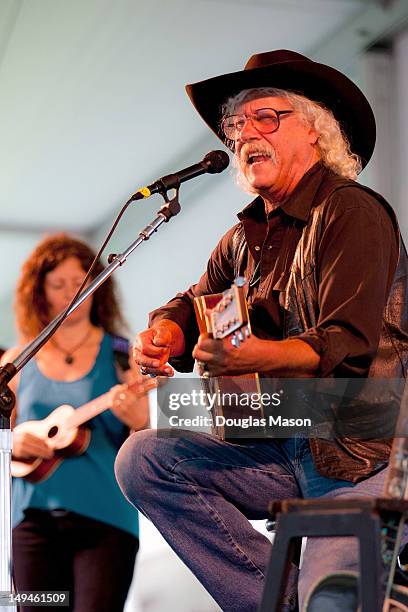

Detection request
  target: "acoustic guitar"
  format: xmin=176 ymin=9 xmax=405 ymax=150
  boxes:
xmin=194 ymin=277 xmax=262 ymax=440
xmin=11 ymin=378 xmax=156 ymax=483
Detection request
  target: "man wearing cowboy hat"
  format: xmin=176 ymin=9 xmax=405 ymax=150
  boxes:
xmin=116 ymin=50 xmax=408 ymax=610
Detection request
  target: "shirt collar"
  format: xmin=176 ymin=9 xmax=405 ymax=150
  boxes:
xmin=237 ymin=162 xmax=326 ymax=223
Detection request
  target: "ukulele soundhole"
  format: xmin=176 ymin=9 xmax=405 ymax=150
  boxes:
xmin=48 ymin=426 xmax=59 ymax=438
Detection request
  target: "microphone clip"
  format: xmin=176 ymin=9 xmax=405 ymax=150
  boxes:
xmin=137 ymin=188 xmax=180 ymax=243
xmin=107 ymin=187 xmax=181 ymax=263
xmin=158 ymin=186 xmax=181 ymax=222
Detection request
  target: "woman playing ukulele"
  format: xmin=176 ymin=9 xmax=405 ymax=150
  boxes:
xmin=2 ymin=234 xmax=149 ymax=612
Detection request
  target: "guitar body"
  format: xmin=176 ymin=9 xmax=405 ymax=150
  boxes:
xmin=194 ymin=279 xmax=262 ymax=439
xmin=12 ymin=405 xmax=91 ymax=482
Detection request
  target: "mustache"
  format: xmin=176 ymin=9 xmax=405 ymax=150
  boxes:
xmin=238 ymin=144 xmax=277 ymax=164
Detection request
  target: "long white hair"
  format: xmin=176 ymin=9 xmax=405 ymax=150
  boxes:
xmin=221 ymin=87 xmax=362 ymax=193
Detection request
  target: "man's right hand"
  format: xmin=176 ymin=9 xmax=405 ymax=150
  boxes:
xmin=133 ymin=320 xmax=185 ymax=377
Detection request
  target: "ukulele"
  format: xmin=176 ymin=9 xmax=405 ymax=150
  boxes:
xmin=194 ymin=277 xmax=262 ymax=440
xmin=11 ymin=378 xmax=156 ymax=483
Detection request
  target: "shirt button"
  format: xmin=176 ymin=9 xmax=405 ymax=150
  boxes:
xmin=268 ymin=245 xmax=272 ymax=250
xmin=254 ymin=245 xmax=260 ymax=251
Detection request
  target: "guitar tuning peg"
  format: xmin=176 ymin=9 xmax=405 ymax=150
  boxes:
xmin=231 ymin=333 xmax=240 ymax=348
xmin=234 ymin=277 xmax=246 ymax=288
xmin=237 ymin=330 xmax=245 ymax=342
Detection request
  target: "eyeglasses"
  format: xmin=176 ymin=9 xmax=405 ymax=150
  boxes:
xmin=221 ymin=108 xmax=293 ymax=142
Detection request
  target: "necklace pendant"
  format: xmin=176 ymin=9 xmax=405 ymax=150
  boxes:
xmin=65 ymin=355 xmax=74 ymax=365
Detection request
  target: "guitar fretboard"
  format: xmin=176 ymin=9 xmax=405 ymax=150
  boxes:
xmin=66 ymin=392 xmax=112 ymax=429
xmin=64 ymin=379 xmax=156 ymax=430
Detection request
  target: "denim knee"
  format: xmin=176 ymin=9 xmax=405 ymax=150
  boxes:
xmin=114 ymin=429 xmax=161 ymax=507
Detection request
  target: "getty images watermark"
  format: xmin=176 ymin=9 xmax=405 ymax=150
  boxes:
xmin=166 ymin=388 xmax=311 ymax=430
xmin=156 ymin=378 xmax=404 ymax=439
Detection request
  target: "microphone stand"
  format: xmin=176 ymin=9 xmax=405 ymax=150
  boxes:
xmin=0 ymin=190 xmax=181 ymax=609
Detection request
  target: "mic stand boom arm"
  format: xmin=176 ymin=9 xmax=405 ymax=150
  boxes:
xmin=0 ymin=189 xmax=181 ymax=606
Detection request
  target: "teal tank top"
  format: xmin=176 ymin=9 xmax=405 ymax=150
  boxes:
xmin=12 ymin=334 xmax=139 ymax=537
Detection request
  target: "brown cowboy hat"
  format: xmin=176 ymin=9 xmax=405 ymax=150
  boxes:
xmin=186 ymin=49 xmax=376 ymax=168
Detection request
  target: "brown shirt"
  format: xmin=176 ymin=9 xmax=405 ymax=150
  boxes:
xmin=150 ymin=163 xmax=399 ymax=377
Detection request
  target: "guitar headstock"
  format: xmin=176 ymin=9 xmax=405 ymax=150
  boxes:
xmin=208 ymin=277 xmax=251 ymax=347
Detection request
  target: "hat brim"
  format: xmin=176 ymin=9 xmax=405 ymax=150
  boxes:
xmin=186 ymin=59 xmax=375 ymax=169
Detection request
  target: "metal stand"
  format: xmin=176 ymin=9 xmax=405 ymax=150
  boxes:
xmin=0 ymin=417 xmax=14 ymax=612
xmin=259 ymin=497 xmax=408 ymax=612
xmin=0 ymin=190 xmax=181 ymax=605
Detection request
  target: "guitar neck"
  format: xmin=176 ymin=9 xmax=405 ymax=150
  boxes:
xmin=65 ymin=378 xmax=156 ymax=430
xmin=66 ymin=392 xmax=112 ymax=429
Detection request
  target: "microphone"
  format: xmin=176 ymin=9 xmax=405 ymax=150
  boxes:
xmin=130 ymin=150 xmax=230 ymax=201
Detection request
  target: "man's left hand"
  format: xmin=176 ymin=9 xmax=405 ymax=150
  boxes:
xmin=192 ymin=332 xmax=264 ymax=376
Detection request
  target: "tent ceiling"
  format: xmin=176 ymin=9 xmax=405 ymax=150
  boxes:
xmin=0 ymin=0 xmax=406 ymax=307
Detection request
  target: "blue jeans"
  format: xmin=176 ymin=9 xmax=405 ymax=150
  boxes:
xmin=115 ymin=431 xmax=388 ymax=611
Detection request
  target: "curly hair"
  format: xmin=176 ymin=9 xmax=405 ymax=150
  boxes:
xmin=15 ymin=233 xmax=126 ymax=340
xmin=221 ymin=87 xmax=362 ymax=191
